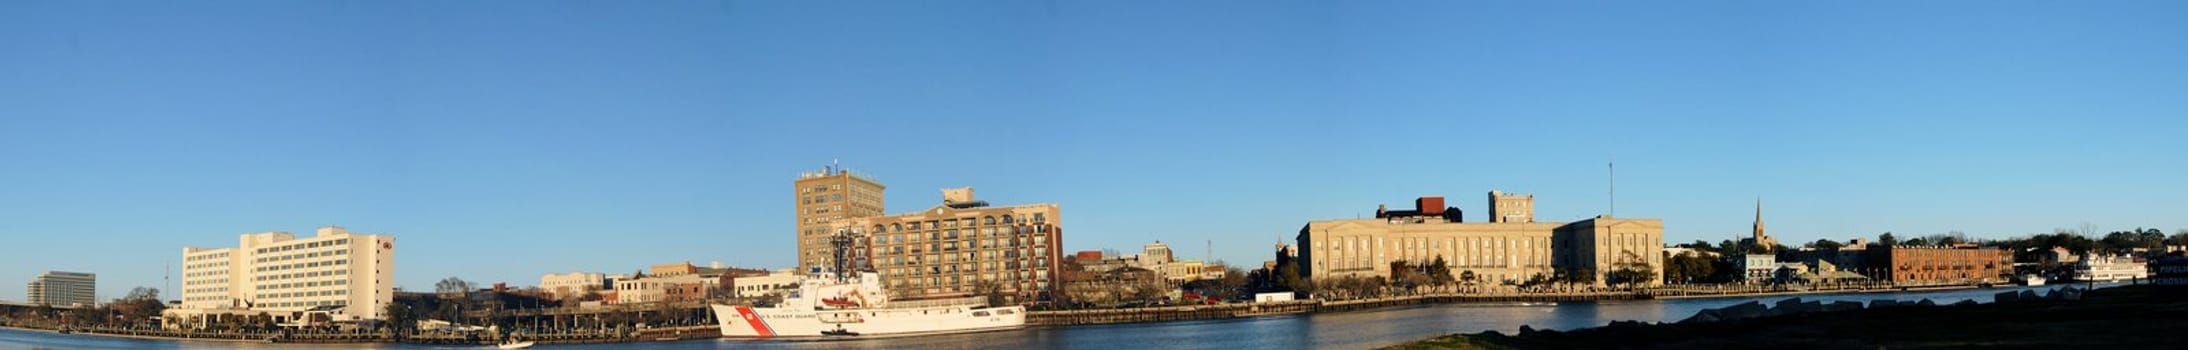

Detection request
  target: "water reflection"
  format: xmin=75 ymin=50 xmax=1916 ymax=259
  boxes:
xmin=0 ymin=285 xmax=2075 ymax=350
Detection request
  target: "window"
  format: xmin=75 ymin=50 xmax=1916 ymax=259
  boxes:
xmin=983 ymin=216 xmax=996 ymax=225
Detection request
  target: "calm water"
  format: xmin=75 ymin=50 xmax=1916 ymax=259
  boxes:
xmin=0 ymin=285 xmax=2078 ymax=350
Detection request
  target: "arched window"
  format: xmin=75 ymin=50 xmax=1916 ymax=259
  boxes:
xmin=983 ymin=216 xmax=997 ymax=225
xmin=891 ymin=224 xmax=903 ymax=232
xmin=1001 ymin=215 xmax=1014 ymax=223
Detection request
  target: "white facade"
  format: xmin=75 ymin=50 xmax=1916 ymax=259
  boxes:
xmin=731 ymin=270 xmax=801 ymax=298
xmin=1158 ymin=260 xmax=1206 ymax=283
xmin=176 ymin=226 xmax=395 ymax=322
xmin=26 ymin=271 xmax=96 ymax=307
xmin=540 ymin=272 xmax=609 ymax=299
xmin=1736 ymin=254 xmax=1777 ymax=283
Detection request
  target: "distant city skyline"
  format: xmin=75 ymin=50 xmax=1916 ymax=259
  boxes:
xmin=4 ymin=1 xmax=2186 ymax=302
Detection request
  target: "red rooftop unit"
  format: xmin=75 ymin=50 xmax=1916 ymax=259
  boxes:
xmin=1416 ymin=196 xmax=1445 ymax=215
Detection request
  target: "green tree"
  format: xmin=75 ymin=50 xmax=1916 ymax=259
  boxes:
xmin=1388 ymin=260 xmax=1415 ymax=285
xmin=1212 ymin=267 xmax=1248 ymax=300
xmin=1605 ymin=252 xmax=1656 ymax=286
xmin=1563 ymin=267 xmax=1597 ymax=285
xmin=1426 ymin=256 xmax=1454 ymax=288
xmin=384 ymin=302 xmax=415 ymax=339
xmin=1274 ymin=264 xmax=1300 ymax=291
xmin=1807 ymin=239 xmax=1844 ymax=250
xmin=972 ymin=279 xmax=1008 ymax=307
xmin=1877 ymin=232 xmax=1898 ymax=247
xmin=1662 ymin=251 xmax=1716 ymax=284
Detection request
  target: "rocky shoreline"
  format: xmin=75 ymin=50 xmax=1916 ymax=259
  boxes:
xmin=1382 ymin=284 xmax=2184 ymax=349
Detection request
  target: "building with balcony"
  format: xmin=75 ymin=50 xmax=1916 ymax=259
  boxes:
xmin=845 ymin=187 xmax=1062 ymax=302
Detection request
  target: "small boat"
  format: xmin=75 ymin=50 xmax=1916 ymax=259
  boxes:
xmin=2017 ymin=274 xmax=2046 ymax=286
xmin=497 ymin=340 xmax=535 ymax=349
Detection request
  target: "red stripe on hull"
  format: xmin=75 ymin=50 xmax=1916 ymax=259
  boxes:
xmin=734 ymin=305 xmax=775 ymax=337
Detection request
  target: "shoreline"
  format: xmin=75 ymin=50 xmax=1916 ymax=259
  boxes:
xmin=0 ymin=325 xmax=268 ymax=344
xmin=4 ymin=283 xmax=2027 ymax=345
xmin=1650 ymin=284 xmax=1989 ymax=300
xmin=1379 ymin=284 xmax=2173 ymax=349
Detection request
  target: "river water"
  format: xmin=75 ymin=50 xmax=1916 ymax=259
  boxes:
xmin=0 ymin=285 xmax=2079 ymax=350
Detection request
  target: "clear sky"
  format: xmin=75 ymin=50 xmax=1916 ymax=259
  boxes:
xmin=3 ymin=1 xmax=2184 ymax=302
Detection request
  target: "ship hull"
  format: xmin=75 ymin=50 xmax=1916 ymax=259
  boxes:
xmin=712 ymin=304 xmax=1026 ymax=339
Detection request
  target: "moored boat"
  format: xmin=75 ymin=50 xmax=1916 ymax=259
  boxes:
xmin=712 ymin=272 xmax=1024 ymax=339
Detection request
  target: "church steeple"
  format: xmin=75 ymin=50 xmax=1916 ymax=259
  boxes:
xmin=1751 ymin=198 xmax=1774 ymax=249
xmin=1753 ymin=198 xmax=1764 ymax=240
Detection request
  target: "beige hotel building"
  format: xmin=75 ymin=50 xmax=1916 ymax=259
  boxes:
xmin=1297 ymin=190 xmax=1663 ymax=286
xmin=169 ymin=226 xmax=395 ymax=328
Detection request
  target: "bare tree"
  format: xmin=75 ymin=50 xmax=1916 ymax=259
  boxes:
xmin=435 ymin=277 xmax=475 ymax=295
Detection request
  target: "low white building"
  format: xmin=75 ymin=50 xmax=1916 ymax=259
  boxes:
xmin=731 ymin=269 xmax=801 ymax=298
xmin=539 ymin=272 xmax=610 ymax=300
xmin=1734 ymin=254 xmax=1777 ymax=283
xmin=1253 ymin=292 xmax=1295 ymax=303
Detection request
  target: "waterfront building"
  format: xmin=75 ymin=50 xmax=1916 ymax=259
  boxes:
xmin=846 ymin=187 xmax=1063 ymax=302
xmin=539 ymin=272 xmax=611 ymax=300
xmin=1297 ymin=191 xmax=1664 ymax=286
xmin=2041 ymin=247 xmax=2080 ymax=265
xmin=1735 ymin=254 xmax=1778 ymax=283
xmin=1870 ymin=245 xmax=2011 ymax=283
xmin=167 ymin=226 xmax=395 ymax=329
xmin=612 ymin=274 xmax=714 ymax=304
xmin=1789 ymin=244 xmax=1871 ymax=278
xmin=1198 ymin=263 xmax=1229 ymax=281
xmin=1070 ymin=241 xmax=1209 ymax=283
xmin=729 ymin=269 xmax=801 ymax=298
xmin=795 ymin=163 xmax=888 ymax=274
xmin=26 ymin=271 xmax=96 ymax=307
xmin=1158 ymin=260 xmax=1207 ymax=283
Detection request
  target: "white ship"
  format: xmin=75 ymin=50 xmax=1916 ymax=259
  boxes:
xmin=2071 ymin=255 xmax=2149 ymax=283
xmin=711 ymin=272 xmax=1024 ymax=339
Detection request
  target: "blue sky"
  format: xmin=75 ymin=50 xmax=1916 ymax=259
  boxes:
xmin=3 ymin=1 xmax=2184 ymax=302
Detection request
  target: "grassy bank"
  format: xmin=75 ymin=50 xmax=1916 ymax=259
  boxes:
xmin=1383 ymin=285 xmax=2187 ymax=349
